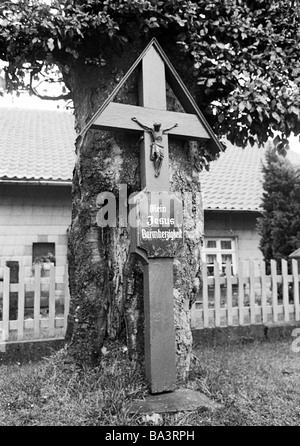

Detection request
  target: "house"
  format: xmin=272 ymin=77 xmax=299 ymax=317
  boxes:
xmin=200 ymin=140 xmax=300 ymax=275
xmin=1 ymin=104 xmax=300 ymax=282
xmin=0 ymin=105 xmax=76 ymax=284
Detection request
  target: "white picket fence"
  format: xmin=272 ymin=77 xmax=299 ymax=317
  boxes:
xmin=191 ymin=259 xmax=300 ymax=329
xmin=1 ymin=258 xmax=299 ymax=346
xmin=0 ymin=265 xmax=70 ymax=345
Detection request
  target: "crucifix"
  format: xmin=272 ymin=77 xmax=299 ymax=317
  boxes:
xmin=82 ymin=39 xmax=222 ymax=394
xmin=131 ymin=118 xmax=178 ymax=178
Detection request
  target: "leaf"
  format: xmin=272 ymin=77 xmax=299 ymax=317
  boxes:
xmin=249 ymin=136 xmax=255 ymax=146
xmin=272 ymin=112 xmax=280 ymax=123
xmin=273 ymin=135 xmax=281 ymax=146
xmin=239 ymin=101 xmax=247 ymax=112
xmin=277 ymin=143 xmax=287 ymax=157
xmin=289 ymin=105 xmax=299 ymax=116
xmin=197 ymin=77 xmax=206 ymax=85
xmin=206 ymin=78 xmax=216 ymax=88
xmin=101 ymin=346 xmax=109 ymax=355
xmin=177 ymin=19 xmax=186 ymax=27
xmin=146 ymin=17 xmax=160 ymax=28
xmin=0 ymin=75 xmax=6 ymax=90
xmin=47 ymin=38 xmax=55 ymax=52
xmin=218 ymin=113 xmax=225 ymax=123
xmin=142 ymin=413 xmax=163 ymax=425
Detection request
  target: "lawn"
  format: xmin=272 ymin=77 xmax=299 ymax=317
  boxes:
xmin=191 ymin=340 xmax=300 ymax=426
xmin=0 ymin=338 xmax=299 ymax=426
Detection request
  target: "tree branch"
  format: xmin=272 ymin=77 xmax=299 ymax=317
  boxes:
xmin=29 ymin=84 xmax=73 ymax=101
xmin=29 ymin=67 xmax=72 ymax=101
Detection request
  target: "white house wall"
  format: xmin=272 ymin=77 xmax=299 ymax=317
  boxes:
xmin=0 ymin=184 xmax=72 ymax=282
xmin=204 ymin=210 xmax=263 ymax=275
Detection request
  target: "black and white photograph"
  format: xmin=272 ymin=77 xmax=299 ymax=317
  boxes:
xmin=0 ymin=0 xmax=300 ymax=431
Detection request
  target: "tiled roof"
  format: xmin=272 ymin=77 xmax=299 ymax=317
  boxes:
xmin=0 ymin=106 xmax=76 ymax=182
xmin=201 ymin=141 xmax=300 ymax=212
xmin=1 ymin=106 xmax=300 ymax=213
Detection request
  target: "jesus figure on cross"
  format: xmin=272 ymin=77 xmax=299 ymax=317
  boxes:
xmin=131 ymin=117 xmax=178 ymax=177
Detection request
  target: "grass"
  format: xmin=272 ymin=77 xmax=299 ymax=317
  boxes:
xmin=0 ymin=342 xmax=148 ymax=426
xmin=0 ymin=338 xmax=300 ymax=426
xmin=190 ymin=340 xmax=300 ymax=426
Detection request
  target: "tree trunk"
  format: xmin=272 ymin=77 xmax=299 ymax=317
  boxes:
xmin=64 ymin=43 xmax=203 ymax=383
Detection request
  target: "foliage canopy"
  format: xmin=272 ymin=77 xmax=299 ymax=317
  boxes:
xmin=1 ymin=0 xmax=300 ymax=150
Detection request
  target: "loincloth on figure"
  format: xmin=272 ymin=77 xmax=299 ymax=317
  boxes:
xmin=150 ymin=143 xmax=164 ymax=161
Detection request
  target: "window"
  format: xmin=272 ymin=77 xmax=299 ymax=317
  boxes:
xmin=32 ymin=243 xmax=56 ymax=265
xmin=6 ymin=261 xmax=19 ymax=284
xmin=202 ymin=238 xmax=236 ymax=276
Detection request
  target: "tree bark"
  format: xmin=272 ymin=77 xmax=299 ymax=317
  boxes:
xmin=64 ymin=43 xmax=203 ymax=383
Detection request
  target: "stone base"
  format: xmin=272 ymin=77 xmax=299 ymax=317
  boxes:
xmin=129 ymin=388 xmax=222 ymax=414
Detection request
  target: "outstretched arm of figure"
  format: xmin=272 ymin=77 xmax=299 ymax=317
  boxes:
xmin=131 ymin=117 xmax=152 ymax=132
xmin=162 ymin=123 xmax=178 ymax=134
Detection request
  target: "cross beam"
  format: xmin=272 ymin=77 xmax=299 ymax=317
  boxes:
xmin=91 ymin=102 xmax=210 ymax=141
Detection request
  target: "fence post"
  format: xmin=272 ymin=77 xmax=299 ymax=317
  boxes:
xmin=281 ymin=259 xmax=289 ymax=323
xmin=17 ymin=265 xmax=25 ymax=341
xmin=238 ymin=261 xmax=244 ymax=326
xmin=249 ymin=261 xmax=256 ymax=324
xmin=2 ymin=266 xmax=10 ymax=342
xmin=226 ymin=260 xmax=233 ymax=326
xmin=48 ymin=265 xmax=56 ymax=338
xmin=260 ymin=260 xmax=268 ymax=324
xmin=292 ymin=259 xmax=300 ymax=322
xmin=271 ymin=259 xmax=278 ymax=323
xmin=34 ymin=264 xmax=41 ymax=339
xmin=202 ymin=262 xmax=209 ymax=328
xmin=214 ymin=260 xmax=221 ymax=327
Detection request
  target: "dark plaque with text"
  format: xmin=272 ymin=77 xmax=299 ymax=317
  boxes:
xmin=135 ymin=191 xmax=184 ymax=258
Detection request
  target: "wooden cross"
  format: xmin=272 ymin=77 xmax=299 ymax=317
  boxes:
xmin=80 ymin=39 xmax=222 ymax=394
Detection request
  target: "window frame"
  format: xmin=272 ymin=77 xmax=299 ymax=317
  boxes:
xmin=32 ymin=242 xmax=56 ymax=266
xmin=202 ymin=237 xmax=237 ymax=276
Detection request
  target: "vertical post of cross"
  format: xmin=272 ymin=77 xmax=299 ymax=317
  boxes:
xmin=138 ymin=45 xmax=177 ymax=393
